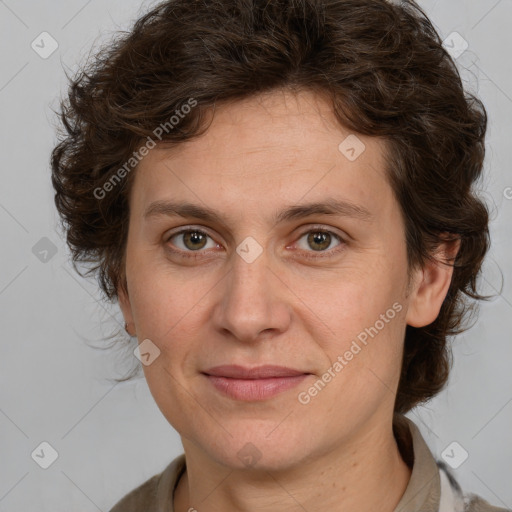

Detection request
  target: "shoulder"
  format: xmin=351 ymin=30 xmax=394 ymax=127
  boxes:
xmin=109 ymin=472 xmax=161 ymax=512
xmin=463 ymin=493 xmax=512 ymax=512
xmin=394 ymin=414 xmax=510 ymax=512
xmin=109 ymin=454 xmax=186 ymax=512
xmin=437 ymin=461 xmax=511 ymax=512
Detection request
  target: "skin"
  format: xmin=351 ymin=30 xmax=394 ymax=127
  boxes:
xmin=118 ymin=88 xmax=457 ymax=512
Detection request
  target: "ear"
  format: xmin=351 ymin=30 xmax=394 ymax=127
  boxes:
xmin=118 ymin=280 xmax=136 ymax=337
xmin=406 ymin=238 xmax=461 ymax=328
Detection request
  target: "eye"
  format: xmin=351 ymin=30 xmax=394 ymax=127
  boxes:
xmin=166 ymin=228 xmax=218 ymax=257
xmin=293 ymin=227 xmax=345 ymax=258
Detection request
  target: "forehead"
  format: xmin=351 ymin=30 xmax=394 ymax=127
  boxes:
xmin=130 ymin=88 xmax=394 ymax=224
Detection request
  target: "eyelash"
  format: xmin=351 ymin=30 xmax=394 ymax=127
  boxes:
xmin=165 ymin=225 xmax=346 ymax=260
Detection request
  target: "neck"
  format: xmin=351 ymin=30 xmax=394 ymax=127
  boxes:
xmin=174 ymin=417 xmax=412 ymax=512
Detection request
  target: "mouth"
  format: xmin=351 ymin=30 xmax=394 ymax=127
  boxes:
xmin=202 ymin=365 xmax=312 ymax=401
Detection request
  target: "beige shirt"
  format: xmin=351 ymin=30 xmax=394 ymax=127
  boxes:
xmin=109 ymin=415 xmax=510 ymax=511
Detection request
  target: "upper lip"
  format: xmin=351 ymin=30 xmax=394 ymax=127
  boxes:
xmin=203 ymin=365 xmax=309 ymax=379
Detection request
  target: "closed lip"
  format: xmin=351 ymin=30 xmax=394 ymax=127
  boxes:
xmin=203 ymin=365 xmax=310 ymax=379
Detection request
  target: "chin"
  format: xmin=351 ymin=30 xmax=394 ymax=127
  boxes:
xmin=192 ymin=420 xmax=314 ymax=472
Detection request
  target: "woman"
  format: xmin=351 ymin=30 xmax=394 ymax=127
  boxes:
xmin=51 ymin=0 xmax=510 ymax=510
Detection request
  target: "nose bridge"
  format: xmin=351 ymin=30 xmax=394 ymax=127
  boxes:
xmin=212 ymin=236 xmax=290 ymax=342
xmin=228 ymin=238 xmax=272 ymax=312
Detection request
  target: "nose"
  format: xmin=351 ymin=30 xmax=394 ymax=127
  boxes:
xmin=211 ymin=243 xmax=292 ymax=344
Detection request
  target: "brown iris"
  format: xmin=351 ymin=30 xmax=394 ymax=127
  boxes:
xmin=182 ymin=231 xmax=208 ymax=250
xmin=307 ymin=231 xmax=331 ymax=251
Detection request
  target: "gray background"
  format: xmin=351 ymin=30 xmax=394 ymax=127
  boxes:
xmin=0 ymin=0 xmax=511 ymax=510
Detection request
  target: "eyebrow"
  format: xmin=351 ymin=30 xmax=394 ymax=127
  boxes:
xmin=143 ymin=198 xmax=373 ymax=227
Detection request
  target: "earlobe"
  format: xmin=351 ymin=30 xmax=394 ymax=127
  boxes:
xmin=405 ymin=238 xmax=460 ymax=328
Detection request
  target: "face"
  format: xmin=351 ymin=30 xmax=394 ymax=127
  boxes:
xmin=118 ymin=88 xmax=441 ymax=470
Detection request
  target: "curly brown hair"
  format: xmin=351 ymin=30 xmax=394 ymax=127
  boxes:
xmin=50 ymin=0 xmax=490 ymax=414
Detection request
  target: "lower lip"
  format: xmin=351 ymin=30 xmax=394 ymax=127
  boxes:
xmin=205 ymin=374 xmax=310 ymax=401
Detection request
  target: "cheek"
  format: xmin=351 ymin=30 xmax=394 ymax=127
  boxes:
xmin=301 ymin=297 xmax=407 ymax=427
xmin=301 ymin=263 xmax=408 ymax=413
xmin=299 ymin=260 xmax=406 ymax=345
xmin=126 ymin=252 xmax=207 ymax=338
